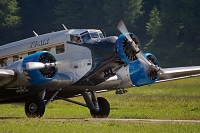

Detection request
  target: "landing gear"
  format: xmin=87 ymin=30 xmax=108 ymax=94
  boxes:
xmin=90 ymin=97 xmax=110 ymax=118
xmin=61 ymin=91 xmax=111 ymax=118
xmin=25 ymin=97 xmax=45 ymax=118
xmin=24 ymin=89 xmax=61 ymax=118
xmin=25 ymin=89 xmax=110 ymax=118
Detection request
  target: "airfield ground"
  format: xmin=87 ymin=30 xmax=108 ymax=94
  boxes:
xmin=0 ymin=77 xmax=200 ymax=132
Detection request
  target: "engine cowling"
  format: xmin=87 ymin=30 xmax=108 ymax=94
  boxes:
xmin=129 ymin=53 xmax=160 ymax=86
xmin=116 ymin=33 xmax=141 ymax=64
xmin=22 ymin=51 xmax=57 ymax=85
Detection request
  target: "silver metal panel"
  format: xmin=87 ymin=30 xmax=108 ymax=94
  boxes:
xmin=0 ymin=30 xmax=67 ymax=57
xmin=115 ymin=65 xmax=133 ymax=88
xmin=55 ymin=43 xmax=92 ymax=83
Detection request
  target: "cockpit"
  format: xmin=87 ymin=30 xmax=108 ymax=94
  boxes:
xmin=67 ymin=29 xmax=104 ymax=44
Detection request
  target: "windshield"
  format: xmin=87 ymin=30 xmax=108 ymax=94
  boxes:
xmin=80 ymin=30 xmax=104 ymax=43
xmin=90 ymin=32 xmax=99 ymax=38
xmin=81 ymin=32 xmax=91 ymax=43
xmin=90 ymin=32 xmax=104 ymax=39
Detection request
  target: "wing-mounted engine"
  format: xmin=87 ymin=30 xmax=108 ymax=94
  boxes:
xmin=116 ymin=20 xmax=162 ymax=87
xmin=116 ymin=33 xmax=141 ymax=64
xmin=22 ymin=51 xmax=58 ymax=85
xmin=129 ymin=53 xmax=160 ymax=86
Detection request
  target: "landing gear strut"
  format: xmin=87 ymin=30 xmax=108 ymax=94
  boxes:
xmin=61 ymin=91 xmax=111 ymax=118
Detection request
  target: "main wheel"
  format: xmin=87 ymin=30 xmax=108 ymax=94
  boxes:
xmin=90 ymin=97 xmax=110 ymax=118
xmin=25 ymin=97 xmax=45 ymax=118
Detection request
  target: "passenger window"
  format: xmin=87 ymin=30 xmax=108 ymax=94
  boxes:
xmin=13 ymin=55 xmax=19 ymax=62
xmin=56 ymin=44 xmax=65 ymax=54
xmin=0 ymin=58 xmax=7 ymax=67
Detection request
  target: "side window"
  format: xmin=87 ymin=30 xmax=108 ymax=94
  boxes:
xmin=56 ymin=44 xmax=65 ymax=54
xmin=0 ymin=58 xmax=7 ymax=67
xmin=71 ymin=35 xmax=81 ymax=43
xmin=99 ymin=32 xmax=104 ymax=38
xmin=13 ymin=55 xmax=19 ymax=62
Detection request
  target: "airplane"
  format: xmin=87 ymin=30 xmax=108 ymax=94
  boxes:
xmin=0 ymin=20 xmax=200 ymax=118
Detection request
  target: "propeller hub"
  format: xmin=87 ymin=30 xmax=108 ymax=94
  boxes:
xmin=38 ymin=53 xmax=57 ymax=78
xmin=116 ymin=33 xmax=141 ymax=64
xmin=143 ymin=53 xmax=160 ymax=80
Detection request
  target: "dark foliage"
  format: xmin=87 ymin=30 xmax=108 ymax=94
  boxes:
xmin=0 ymin=0 xmax=200 ymax=67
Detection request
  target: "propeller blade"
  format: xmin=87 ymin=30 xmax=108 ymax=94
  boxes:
xmin=26 ymin=62 xmax=45 ymax=70
xmin=117 ymin=20 xmax=132 ymax=41
xmin=117 ymin=20 xmax=140 ymax=53
xmin=138 ymin=58 xmax=150 ymax=71
xmin=26 ymin=62 xmax=57 ymax=70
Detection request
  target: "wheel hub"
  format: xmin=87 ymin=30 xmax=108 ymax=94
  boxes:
xmin=29 ymin=103 xmax=37 ymax=113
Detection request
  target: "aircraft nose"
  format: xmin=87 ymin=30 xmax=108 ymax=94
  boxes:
xmin=89 ymin=36 xmax=118 ymax=56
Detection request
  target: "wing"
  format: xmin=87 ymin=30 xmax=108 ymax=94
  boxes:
xmin=0 ymin=69 xmax=17 ymax=87
xmin=157 ymin=66 xmax=200 ymax=82
xmin=102 ymin=65 xmax=200 ymax=90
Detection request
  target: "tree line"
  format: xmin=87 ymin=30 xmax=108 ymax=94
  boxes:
xmin=0 ymin=0 xmax=200 ymax=67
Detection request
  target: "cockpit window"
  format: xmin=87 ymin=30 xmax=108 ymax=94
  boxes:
xmin=81 ymin=32 xmax=91 ymax=43
xmin=69 ymin=30 xmax=104 ymax=44
xmin=90 ymin=31 xmax=104 ymax=39
xmin=99 ymin=32 xmax=104 ymax=38
xmin=90 ymin=32 xmax=99 ymax=38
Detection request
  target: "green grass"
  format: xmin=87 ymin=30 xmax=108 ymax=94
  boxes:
xmin=0 ymin=118 xmax=199 ymax=133
xmin=0 ymin=77 xmax=200 ymax=132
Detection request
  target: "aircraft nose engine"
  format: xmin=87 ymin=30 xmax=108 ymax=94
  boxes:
xmin=22 ymin=51 xmax=58 ymax=85
xmin=116 ymin=33 xmax=141 ymax=64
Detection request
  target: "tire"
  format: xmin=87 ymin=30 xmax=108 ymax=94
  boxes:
xmin=25 ymin=97 xmax=45 ymax=118
xmin=90 ymin=97 xmax=110 ymax=118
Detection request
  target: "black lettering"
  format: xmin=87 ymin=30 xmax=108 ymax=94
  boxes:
xmin=46 ymin=38 xmax=49 ymax=45
xmin=30 ymin=38 xmax=50 ymax=48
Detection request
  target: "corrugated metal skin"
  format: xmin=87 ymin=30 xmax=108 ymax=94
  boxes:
xmin=0 ymin=30 xmax=68 ymax=58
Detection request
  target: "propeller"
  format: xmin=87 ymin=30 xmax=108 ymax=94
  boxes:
xmin=117 ymin=20 xmax=163 ymax=77
xmin=117 ymin=20 xmax=144 ymax=58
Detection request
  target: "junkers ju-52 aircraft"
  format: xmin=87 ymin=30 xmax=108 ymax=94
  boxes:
xmin=0 ymin=21 xmax=200 ymax=118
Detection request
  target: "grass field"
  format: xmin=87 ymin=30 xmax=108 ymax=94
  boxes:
xmin=0 ymin=77 xmax=200 ymax=132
